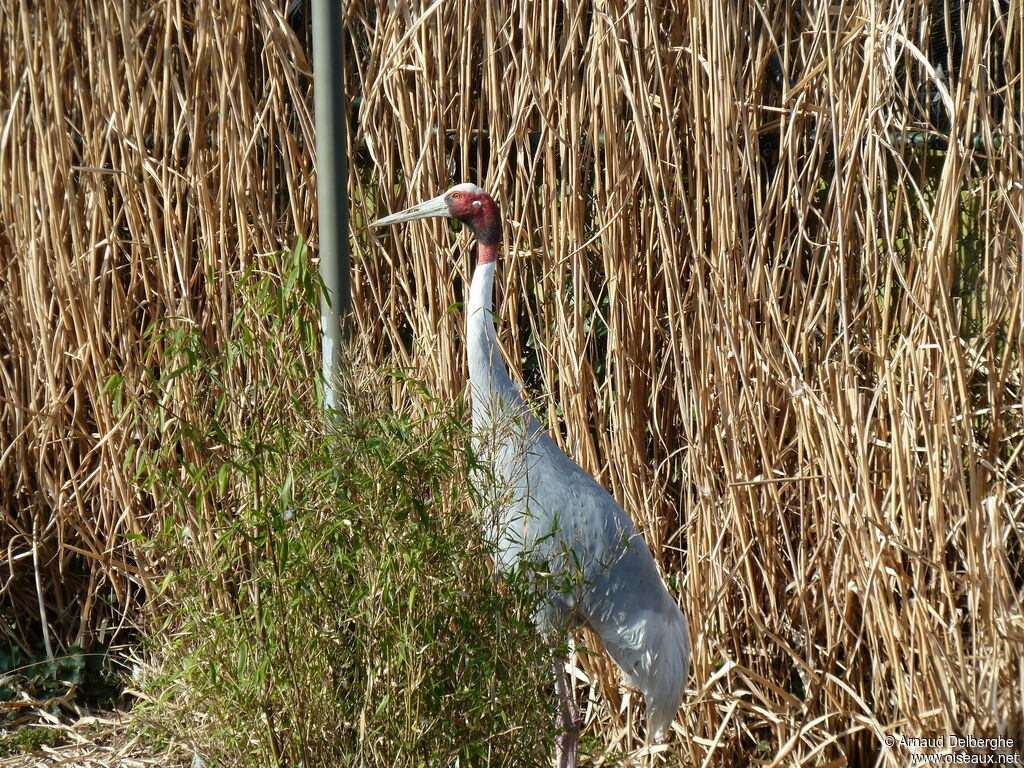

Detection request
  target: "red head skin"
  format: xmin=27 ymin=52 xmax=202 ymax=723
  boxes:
xmin=444 ymin=190 xmax=502 ymax=264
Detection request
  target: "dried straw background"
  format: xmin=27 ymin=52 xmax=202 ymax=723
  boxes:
xmin=2 ymin=0 xmax=1023 ymax=764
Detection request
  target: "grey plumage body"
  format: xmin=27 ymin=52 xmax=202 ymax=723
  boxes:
xmin=467 ymin=259 xmax=689 ymax=741
xmin=371 ymin=182 xmax=690 ymax=750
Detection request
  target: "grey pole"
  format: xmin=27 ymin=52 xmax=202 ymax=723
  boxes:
xmin=311 ymin=0 xmax=349 ymax=413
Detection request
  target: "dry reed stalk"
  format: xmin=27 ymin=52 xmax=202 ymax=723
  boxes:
xmin=1 ymin=0 xmax=1022 ymax=764
xmin=0 ymin=0 xmax=318 ymax=642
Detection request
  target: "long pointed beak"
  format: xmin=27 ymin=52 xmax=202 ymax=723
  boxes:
xmin=370 ymin=193 xmax=450 ymax=228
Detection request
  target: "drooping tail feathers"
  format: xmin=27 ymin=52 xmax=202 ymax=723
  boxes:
xmin=642 ymin=600 xmax=690 ymax=741
xmin=599 ymin=594 xmax=690 ymax=742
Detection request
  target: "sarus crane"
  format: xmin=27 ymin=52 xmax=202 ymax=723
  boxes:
xmin=371 ymin=183 xmax=689 ymax=767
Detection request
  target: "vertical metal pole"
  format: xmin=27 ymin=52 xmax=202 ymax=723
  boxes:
xmin=311 ymin=0 xmax=349 ymax=413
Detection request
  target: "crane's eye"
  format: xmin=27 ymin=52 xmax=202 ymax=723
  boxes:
xmin=451 ymin=192 xmax=462 ymax=200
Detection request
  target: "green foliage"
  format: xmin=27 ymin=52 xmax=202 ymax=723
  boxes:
xmin=0 ymin=726 xmax=67 ymax=757
xmin=0 ymin=645 xmax=123 ymax=727
xmin=127 ymin=243 xmax=554 ymax=767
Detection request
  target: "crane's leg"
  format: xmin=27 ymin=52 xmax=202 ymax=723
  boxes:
xmin=553 ymin=656 xmax=581 ymax=768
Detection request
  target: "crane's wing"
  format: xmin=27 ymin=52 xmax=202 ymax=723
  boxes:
xmin=483 ymin=423 xmax=690 ymax=742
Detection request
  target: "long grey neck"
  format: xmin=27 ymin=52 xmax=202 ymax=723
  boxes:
xmin=466 ymin=259 xmax=523 ymax=432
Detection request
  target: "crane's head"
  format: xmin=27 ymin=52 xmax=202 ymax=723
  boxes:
xmin=370 ymin=183 xmax=502 ymax=254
